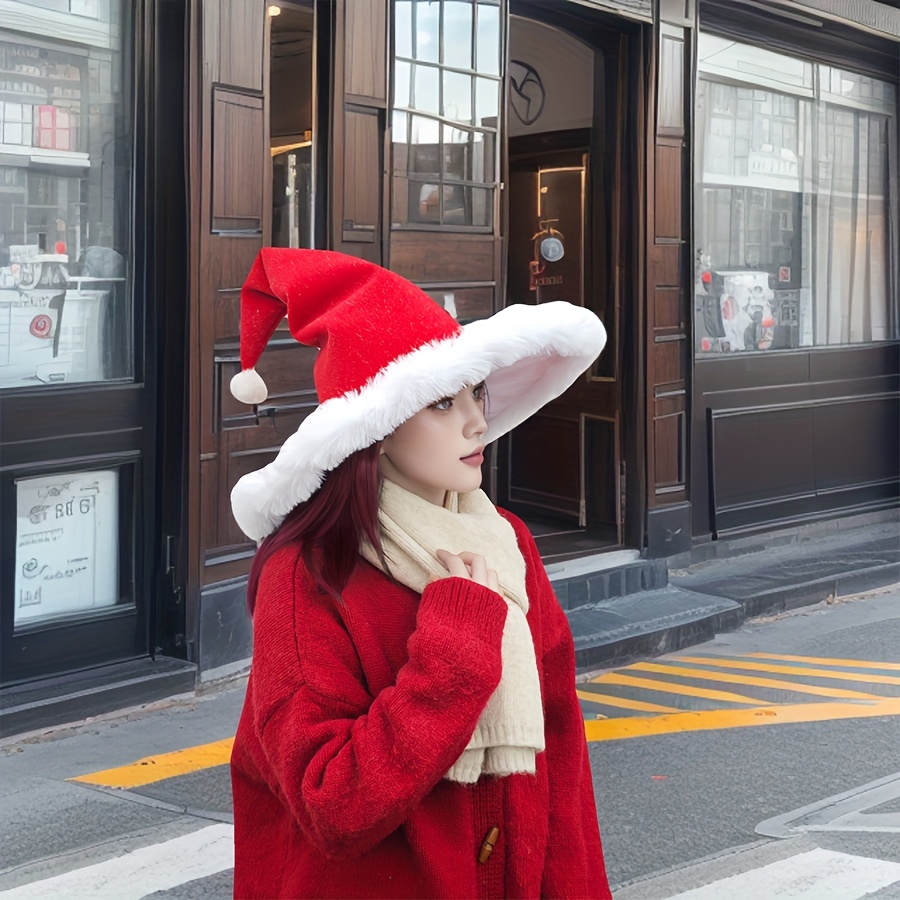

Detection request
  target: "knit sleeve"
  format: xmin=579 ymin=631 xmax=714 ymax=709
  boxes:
xmin=251 ymin=567 xmax=507 ymax=860
xmin=503 ymin=514 xmax=613 ymax=900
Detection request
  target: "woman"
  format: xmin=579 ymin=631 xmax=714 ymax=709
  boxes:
xmin=229 ymin=248 xmax=613 ymax=899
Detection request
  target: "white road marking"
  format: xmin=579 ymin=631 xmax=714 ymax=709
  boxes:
xmin=0 ymin=824 xmax=233 ymax=899
xmin=664 ymin=848 xmax=900 ymax=899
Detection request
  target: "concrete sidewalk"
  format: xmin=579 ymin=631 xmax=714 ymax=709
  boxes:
xmin=555 ymin=510 xmax=900 ymax=673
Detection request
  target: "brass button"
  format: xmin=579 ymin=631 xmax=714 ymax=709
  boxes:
xmin=477 ymin=826 xmax=500 ymax=864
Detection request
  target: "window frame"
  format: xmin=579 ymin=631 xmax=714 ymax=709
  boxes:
xmin=390 ymin=0 xmax=503 ymax=232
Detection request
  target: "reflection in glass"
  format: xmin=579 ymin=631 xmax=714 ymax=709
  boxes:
xmin=394 ymin=60 xmax=411 ymax=109
xmin=412 ymin=182 xmax=442 ymax=223
xmin=444 ymin=1 xmax=473 ymax=70
xmin=694 ymin=35 xmax=895 ymax=354
xmin=476 ymin=3 xmax=500 ymax=76
xmin=0 ymin=12 xmax=132 ymax=390
xmin=392 ymin=112 xmax=409 ymax=176
xmin=443 ymin=124 xmax=469 ymax=181
xmin=409 ymin=115 xmax=440 ymax=176
xmin=395 ymin=0 xmax=413 ymax=58
xmin=413 ymin=63 xmax=440 ymax=114
xmin=415 ymin=0 xmax=439 ymax=63
xmin=443 ymin=70 xmax=473 ymax=123
xmin=475 ymin=76 xmax=499 ymax=124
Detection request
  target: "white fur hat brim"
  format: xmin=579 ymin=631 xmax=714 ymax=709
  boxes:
xmin=231 ymin=301 xmax=606 ymax=541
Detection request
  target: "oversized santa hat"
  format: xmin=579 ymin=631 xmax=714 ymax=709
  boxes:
xmin=230 ymin=248 xmax=606 ymax=541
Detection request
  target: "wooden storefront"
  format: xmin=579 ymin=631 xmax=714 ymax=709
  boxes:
xmin=1 ymin=0 xmax=895 ymax=721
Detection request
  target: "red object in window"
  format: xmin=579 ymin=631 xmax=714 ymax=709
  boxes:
xmin=762 ymin=316 xmax=775 ymax=328
xmin=701 ymin=338 xmax=712 ymax=351
xmin=35 ymin=106 xmax=73 ymax=152
xmin=700 ymin=271 xmax=712 ymax=284
xmin=30 ymin=314 xmax=53 ymax=339
xmin=55 ymin=241 xmax=66 ymax=255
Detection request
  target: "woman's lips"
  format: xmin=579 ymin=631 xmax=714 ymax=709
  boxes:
xmin=461 ymin=451 xmax=484 ymax=466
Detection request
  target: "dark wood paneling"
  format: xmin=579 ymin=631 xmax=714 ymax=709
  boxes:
xmin=199 ymin=456 xmax=218 ymax=562
xmin=644 ymin=20 xmax=691 ymax=523
xmin=654 ymin=143 xmax=682 ymax=241
xmin=654 ymin=288 xmax=683 ymax=331
xmin=653 ymin=338 xmax=685 ymax=388
xmin=391 ymin=232 xmax=496 ymax=283
xmin=217 ymin=0 xmax=265 ymax=90
xmin=815 ymin=397 xmax=900 ymax=490
xmin=694 ymin=343 xmax=900 ymax=537
xmin=422 ymin=287 xmax=494 ymax=324
xmin=509 ymin=414 xmax=580 ymax=519
xmin=345 ymin=0 xmax=387 ymax=103
xmin=343 ymin=108 xmax=381 ymax=239
xmin=654 ymin=412 xmax=684 ymax=487
xmin=212 ymin=90 xmax=266 ymax=233
xmin=711 ymin=407 xmax=816 ymax=512
xmin=650 ymin=242 xmax=680 ymax=286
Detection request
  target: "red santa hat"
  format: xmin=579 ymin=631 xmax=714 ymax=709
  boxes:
xmin=230 ymin=248 xmax=606 ymax=541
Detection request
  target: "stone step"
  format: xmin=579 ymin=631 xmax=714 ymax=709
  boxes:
xmin=550 ymin=556 xmax=669 ymax=611
xmin=567 ymin=586 xmax=742 ymax=673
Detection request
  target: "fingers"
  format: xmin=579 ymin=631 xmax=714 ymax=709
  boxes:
xmin=435 ymin=550 xmax=500 ymax=592
xmin=436 ymin=549 xmax=470 ymax=580
xmin=458 ymin=551 xmax=488 ymax=585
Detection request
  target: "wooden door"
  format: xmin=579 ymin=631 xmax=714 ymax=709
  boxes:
xmin=504 ymin=149 xmax=621 ymax=545
xmin=185 ymin=0 xmax=391 ymax=671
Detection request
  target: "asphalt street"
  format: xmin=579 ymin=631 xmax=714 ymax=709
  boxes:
xmin=1 ymin=584 xmax=899 ymax=898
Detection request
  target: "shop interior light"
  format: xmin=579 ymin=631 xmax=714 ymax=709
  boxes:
xmin=271 ymin=140 xmax=312 ymax=157
xmin=268 ymin=4 xmax=282 ymax=16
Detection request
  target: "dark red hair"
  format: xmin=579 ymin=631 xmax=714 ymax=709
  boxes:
xmin=247 ymin=443 xmax=384 ymax=613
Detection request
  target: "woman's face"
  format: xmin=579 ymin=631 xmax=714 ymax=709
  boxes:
xmin=378 ymin=383 xmax=488 ymax=505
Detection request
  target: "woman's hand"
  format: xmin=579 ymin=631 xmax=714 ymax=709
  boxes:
xmin=434 ymin=549 xmax=500 ymax=593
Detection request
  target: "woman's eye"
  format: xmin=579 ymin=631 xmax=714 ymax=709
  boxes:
xmin=432 ymin=398 xmax=453 ymax=410
xmin=473 ymin=383 xmax=486 ymax=401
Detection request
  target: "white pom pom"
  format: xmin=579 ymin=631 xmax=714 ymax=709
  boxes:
xmin=230 ymin=367 xmax=268 ymax=405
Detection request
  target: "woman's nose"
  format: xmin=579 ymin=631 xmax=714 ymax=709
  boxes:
xmin=460 ymin=392 xmax=487 ymax=436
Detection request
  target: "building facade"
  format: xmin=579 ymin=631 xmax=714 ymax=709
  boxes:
xmin=0 ymin=0 xmax=897 ymax=729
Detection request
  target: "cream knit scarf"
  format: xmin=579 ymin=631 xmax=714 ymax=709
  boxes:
xmin=360 ymin=479 xmax=545 ymax=783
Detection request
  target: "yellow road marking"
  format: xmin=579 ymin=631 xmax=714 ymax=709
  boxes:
xmin=745 ymin=652 xmax=900 ymax=672
xmin=584 ymin=697 xmax=900 ymax=742
xmin=591 ymin=672 xmax=767 ymax=705
xmin=69 ymin=737 xmax=234 ymax=789
xmin=677 ymin=656 xmax=900 ymax=686
xmin=628 ymin=661 xmax=884 ymax=701
xmin=576 ymin=690 xmax=679 ymax=714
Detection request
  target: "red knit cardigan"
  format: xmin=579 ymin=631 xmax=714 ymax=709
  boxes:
xmin=231 ymin=510 xmax=612 ymax=899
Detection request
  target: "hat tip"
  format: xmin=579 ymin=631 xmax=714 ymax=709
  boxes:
xmin=231 ymin=367 xmax=268 ymax=405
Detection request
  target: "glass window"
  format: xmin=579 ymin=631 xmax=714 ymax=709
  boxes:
xmin=694 ymin=35 xmax=896 ymax=355
xmin=15 ymin=469 xmax=121 ymax=629
xmin=0 ymin=3 xmax=133 ymax=389
xmin=270 ymin=2 xmax=315 ymax=250
xmin=391 ymin=0 xmax=500 ymax=228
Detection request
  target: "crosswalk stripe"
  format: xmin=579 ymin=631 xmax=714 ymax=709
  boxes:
xmin=583 ymin=697 xmax=900 ymax=742
xmin=591 ymin=671 xmax=767 ymax=705
xmin=746 ymin=652 xmax=900 ymax=672
xmin=628 ymin=661 xmax=884 ymax=700
xmin=575 ymin=689 xmax=680 ymax=713
xmin=69 ymin=738 xmax=234 ymax=788
xmin=661 ymin=848 xmax=900 ymax=899
xmin=0 ymin=824 xmax=234 ymax=899
xmin=677 ymin=656 xmax=900 ymax=686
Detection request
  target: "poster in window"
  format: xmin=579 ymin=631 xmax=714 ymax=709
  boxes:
xmin=15 ymin=470 xmax=119 ymax=626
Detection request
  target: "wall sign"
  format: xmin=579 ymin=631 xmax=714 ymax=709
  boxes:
xmin=15 ymin=470 xmax=119 ymax=626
